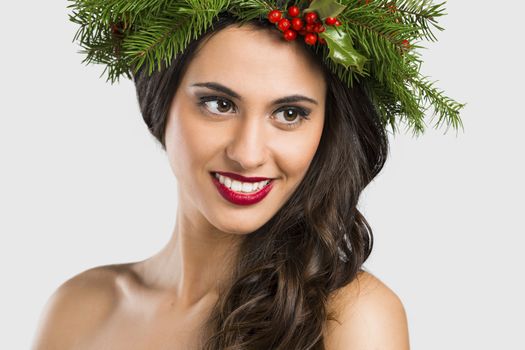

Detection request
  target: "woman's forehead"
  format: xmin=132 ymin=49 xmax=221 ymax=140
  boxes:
xmin=182 ymin=25 xmax=326 ymax=99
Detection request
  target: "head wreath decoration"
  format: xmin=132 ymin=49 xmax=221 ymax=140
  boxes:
xmin=68 ymin=0 xmax=466 ymax=136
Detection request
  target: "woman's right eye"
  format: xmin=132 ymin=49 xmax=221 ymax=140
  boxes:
xmin=198 ymin=96 xmax=236 ymax=115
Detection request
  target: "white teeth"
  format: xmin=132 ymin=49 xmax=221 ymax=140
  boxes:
xmin=231 ymin=180 xmax=242 ymax=192
xmin=214 ymin=173 xmax=270 ymax=193
xmin=224 ymin=176 xmax=232 ymax=188
xmin=241 ymin=182 xmax=253 ymax=192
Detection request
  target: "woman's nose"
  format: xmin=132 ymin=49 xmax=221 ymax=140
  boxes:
xmin=225 ymin=115 xmax=269 ymax=171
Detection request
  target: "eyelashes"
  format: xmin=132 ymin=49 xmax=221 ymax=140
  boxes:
xmin=196 ymin=96 xmax=311 ymax=129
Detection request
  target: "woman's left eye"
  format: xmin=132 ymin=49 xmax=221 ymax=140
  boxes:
xmin=273 ymin=107 xmax=311 ymax=129
xmin=197 ymin=96 xmax=311 ymax=129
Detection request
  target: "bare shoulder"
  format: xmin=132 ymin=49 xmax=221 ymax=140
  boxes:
xmin=324 ymin=269 xmax=410 ymax=350
xmin=31 ymin=263 xmax=133 ymax=350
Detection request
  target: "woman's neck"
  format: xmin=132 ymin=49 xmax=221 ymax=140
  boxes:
xmin=131 ymin=207 xmax=243 ymax=309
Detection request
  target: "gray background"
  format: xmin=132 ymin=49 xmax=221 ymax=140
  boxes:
xmin=1 ymin=0 xmax=523 ymax=348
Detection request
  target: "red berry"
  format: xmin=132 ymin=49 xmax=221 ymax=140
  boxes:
xmin=283 ymin=29 xmax=298 ymax=41
xmin=334 ymin=19 xmax=342 ymax=26
xmin=314 ymin=23 xmax=325 ymax=33
xmin=268 ymin=9 xmax=282 ymax=23
xmin=304 ymin=11 xmax=318 ymax=24
xmin=305 ymin=23 xmax=315 ymax=32
xmin=325 ymin=17 xmax=337 ymax=26
xmin=277 ymin=18 xmax=291 ymax=31
xmin=291 ymin=17 xmax=304 ymax=31
xmin=287 ymin=5 xmax=300 ymax=17
xmin=401 ymin=39 xmax=410 ymax=48
xmin=298 ymin=29 xmax=307 ymax=36
xmin=319 ymin=37 xmax=326 ymax=45
xmin=304 ymin=32 xmax=317 ymax=45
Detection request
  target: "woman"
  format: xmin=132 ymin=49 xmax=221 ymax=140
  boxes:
xmin=32 ymin=7 xmax=417 ymax=350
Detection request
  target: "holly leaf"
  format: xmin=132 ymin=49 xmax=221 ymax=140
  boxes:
xmin=320 ymin=26 xmax=367 ymax=74
xmin=304 ymin=0 xmax=346 ymax=19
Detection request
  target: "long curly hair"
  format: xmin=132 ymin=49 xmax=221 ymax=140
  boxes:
xmin=133 ymin=10 xmax=389 ymax=350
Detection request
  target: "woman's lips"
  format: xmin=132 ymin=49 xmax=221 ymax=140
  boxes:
xmin=210 ymin=172 xmax=274 ymax=206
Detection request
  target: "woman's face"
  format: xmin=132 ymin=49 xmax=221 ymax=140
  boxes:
xmin=165 ymin=24 xmax=326 ymax=235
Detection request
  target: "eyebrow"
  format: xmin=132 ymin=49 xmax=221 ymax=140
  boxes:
xmin=190 ymin=82 xmax=319 ymax=106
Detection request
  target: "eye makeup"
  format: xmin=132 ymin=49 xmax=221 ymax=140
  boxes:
xmin=196 ymin=95 xmax=311 ymax=129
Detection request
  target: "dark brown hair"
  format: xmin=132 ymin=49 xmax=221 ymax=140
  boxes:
xmin=134 ymin=10 xmax=389 ymax=350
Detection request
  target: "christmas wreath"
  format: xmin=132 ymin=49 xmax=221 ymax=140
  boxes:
xmin=68 ymin=0 xmax=466 ymax=136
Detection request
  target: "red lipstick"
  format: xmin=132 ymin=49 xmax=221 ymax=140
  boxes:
xmin=210 ymin=172 xmax=275 ymax=206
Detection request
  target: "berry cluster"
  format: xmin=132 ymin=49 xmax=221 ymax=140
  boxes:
xmin=267 ymin=5 xmax=342 ymax=46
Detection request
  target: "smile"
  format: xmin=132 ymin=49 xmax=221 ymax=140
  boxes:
xmin=210 ymin=172 xmax=274 ymax=206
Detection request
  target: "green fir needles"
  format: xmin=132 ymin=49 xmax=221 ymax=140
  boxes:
xmin=67 ymin=0 xmax=466 ymax=136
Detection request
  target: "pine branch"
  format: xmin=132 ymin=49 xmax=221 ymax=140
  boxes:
xmin=408 ymin=73 xmax=466 ymax=134
xmin=362 ymin=78 xmax=403 ymax=134
xmin=122 ymin=1 xmax=229 ymax=74
xmin=339 ymin=5 xmax=420 ymax=74
xmin=229 ymin=0 xmax=274 ymax=22
xmin=390 ymin=0 xmax=447 ymax=41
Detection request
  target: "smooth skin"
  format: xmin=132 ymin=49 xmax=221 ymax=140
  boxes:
xmin=32 ymin=24 xmax=409 ymax=349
